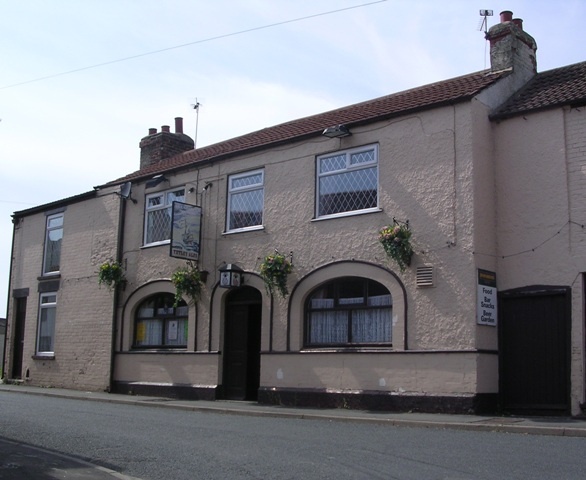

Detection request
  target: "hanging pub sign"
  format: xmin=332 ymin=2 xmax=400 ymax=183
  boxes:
xmin=477 ymin=269 xmax=497 ymax=326
xmin=170 ymin=201 xmax=202 ymax=261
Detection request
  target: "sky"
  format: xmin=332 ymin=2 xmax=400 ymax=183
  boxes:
xmin=1 ymin=0 xmax=585 ymax=316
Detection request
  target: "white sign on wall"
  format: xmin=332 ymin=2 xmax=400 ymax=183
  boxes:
xmin=477 ymin=269 xmax=497 ymax=326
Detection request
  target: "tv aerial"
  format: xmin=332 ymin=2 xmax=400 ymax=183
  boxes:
xmin=117 ymin=181 xmax=137 ymax=203
xmin=478 ymin=9 xmax=493 ymax=34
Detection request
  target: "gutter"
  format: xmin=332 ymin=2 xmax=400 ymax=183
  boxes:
xmin=108 ymin=195 xmax=127 ymax=393
xmin=1 ymin=219 xmax=17 ymax=379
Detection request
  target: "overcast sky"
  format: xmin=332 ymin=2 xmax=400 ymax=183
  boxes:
xmin=1 ymin=0 xmax=585 ymax=316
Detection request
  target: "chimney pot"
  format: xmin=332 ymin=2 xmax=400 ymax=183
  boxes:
xmin=500 ymin=10 xmax=513 ymax=23
xmin=175 ymin=117 xmax=184 ymax=134
xmin=161 ymin=125 xmax=170 ymax=133
xmin=512 ymin=18 xmax=523 ymax=30
xmin=149 ymin=128 xmax=157 ymax=135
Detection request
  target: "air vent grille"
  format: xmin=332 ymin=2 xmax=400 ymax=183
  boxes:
xmin=416 ymin=265 xmax=434 ymax=287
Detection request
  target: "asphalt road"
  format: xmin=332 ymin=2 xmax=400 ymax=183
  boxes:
xmin=1 ymin=391 xmax=586 ymax=480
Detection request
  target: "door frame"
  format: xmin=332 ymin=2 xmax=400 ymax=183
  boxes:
xmin=498 ymin=285 xmax=571 ymax=415
xmin=221 ymin=286 xmax=262 ymax=401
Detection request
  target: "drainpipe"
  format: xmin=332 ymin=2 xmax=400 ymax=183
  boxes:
xmin=108 ymin=194 xmax=127 ymax=393
xmin=1 ymin=218 xmax=17 ymax=379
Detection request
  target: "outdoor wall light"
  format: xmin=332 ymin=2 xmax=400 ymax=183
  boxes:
xmin=219 ymin=263 xmax=243 ymax=288
xmin=146 ymin=174 xmax=168 ymax=188
xmin=322 ymin=124 xmax=351 ymax=138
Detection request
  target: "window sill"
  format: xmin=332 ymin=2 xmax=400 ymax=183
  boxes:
xmin=141 ymin=240 xmax=171 ymax=249
xmin=32 ymin=354 xmax=55 ymax=360
xmin=312 ymin=207 xmax=382 ymax=222
xmin=37 ymin=273 xmax=61 ymax=281
xmin=129 ymin=347 xmax=188 ymax=352
xmin=223 ymin=225 xmax=265 ymax=235
xmin=301 ymin=346 xmax=393 ymax=353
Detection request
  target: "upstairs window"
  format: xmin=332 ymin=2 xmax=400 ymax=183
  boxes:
xmin=316 ymin=144 xmax=378 ymax=218
xmin=134 ymin=293 xmax=188 ymax=348
xmin=144 ymin=187 xmax=185 ymax=245
xmin=37 ymin=293 xmax=57 ymax=355
xmin=227 ymin=169 xmax=264 ymax=232
xmin=43 ymin=213 xmax=63 ymax=275
xmin=305 ymin=277 xmax=392 ymax=347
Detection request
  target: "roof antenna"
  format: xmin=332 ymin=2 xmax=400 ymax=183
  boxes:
xmin=478 ymin=10 xmax=493 ymax=69
xmin=191 ymin=98 xmax=201 ymax=149
xmin=478 ymin=9 xmax=493 ymax=34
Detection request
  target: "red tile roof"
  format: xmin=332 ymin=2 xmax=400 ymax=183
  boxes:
xmin=104 ymin=69 xmax=510 ymax=187
xmin=491 ymin=61 xmax=586 ymax=120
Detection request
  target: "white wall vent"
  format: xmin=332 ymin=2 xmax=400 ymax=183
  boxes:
xmin=416 ymin=265 xmax=434 ymax=287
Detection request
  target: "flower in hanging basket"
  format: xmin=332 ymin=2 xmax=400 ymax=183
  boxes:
xmin=260 ymin=252 xmax=293 ymax=298
xmin=378 ymin=223 xmax=414 ymax=272
xmin=98 ymin=260 xmax=125 ymax=290
xmin=171 ymin=265 xmax=203 ymax=306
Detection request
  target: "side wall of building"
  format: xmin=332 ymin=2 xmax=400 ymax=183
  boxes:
xmin=4 ymin=191 xmax=120 ymax=390
xmin=494 ymin=106 xmax=586 ymax=414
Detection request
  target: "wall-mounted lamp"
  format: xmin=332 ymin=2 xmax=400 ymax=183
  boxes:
xmin=146 ymin=174 xmax=168 ymax=188
xmin=219 ymin=263 xmax=243 ymax=288
xmin=202 ymin=182 xmax=213 ymax=193
xmin=322 ymin=124 xmax=351 ymax=138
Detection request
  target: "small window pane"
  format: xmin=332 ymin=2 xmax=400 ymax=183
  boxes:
xmin=148 ymin=195 xmax=163 ymax=208
xmin=350 ymin=149 xmax=375 ymax=165
xmin=231 ymin=172 xmax=262 ymax=189
xmin=320 ymin=154 xmax=347 ymax=174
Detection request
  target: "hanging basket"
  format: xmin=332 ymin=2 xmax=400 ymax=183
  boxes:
xmin=378 ymin=221 xmax=414 ymax=272
xmin=260 ymin=252 xmax=293 ymax=298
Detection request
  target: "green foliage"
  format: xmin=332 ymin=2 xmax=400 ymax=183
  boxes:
xmin=98 ymin=260 xmax=125 ymax=290
xmin=379 ymin=223 xmax=414 ymax=272
xmin=260 ymin=252 xmax=293 ymax=298
xmin=171 ymin=264 xmax=203 ymax=306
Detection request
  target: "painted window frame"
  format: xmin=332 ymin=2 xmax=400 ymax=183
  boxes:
xmin=36 ymin=292 xmax=57 ymax=356
xmin=226 ymin=168 xmax=265 ymax=233
xmin=315 ymin=144 xmax=379 ymax=219
xmin=42 ymin=213 xmax=63 ymax=275
xmin=133 ymin=293 xmax=189 ymax=349
xmin=305 ymin=277 xmax=392 ymax=347
xmin=144 ymin=187 xmax=185 ymax=246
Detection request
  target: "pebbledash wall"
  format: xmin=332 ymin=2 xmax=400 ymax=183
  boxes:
xmin=109 ymin=99 xmax=502 ymax=412
xmin=4 ymin=10 xmax=586 ymax=414
xmin=493 ymin=104 xmax=586 ymax=413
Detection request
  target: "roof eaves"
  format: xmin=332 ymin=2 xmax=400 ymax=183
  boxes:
xmin=12 ymin=189 xmax=97 ymax=219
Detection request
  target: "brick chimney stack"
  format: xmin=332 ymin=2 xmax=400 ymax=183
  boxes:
xmin=139 ymin=117 xmax=194 ymax=170
xmin=486 ymin=10 xmax=537 ymax=81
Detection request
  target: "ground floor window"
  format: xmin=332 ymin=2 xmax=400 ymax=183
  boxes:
xmin=134 ymin=293 xmax=188 ymax=348
xmin=37 ymin=293 xmax=57 ymax=355
xmin=305 ymin=277 xmax=392 ymax=347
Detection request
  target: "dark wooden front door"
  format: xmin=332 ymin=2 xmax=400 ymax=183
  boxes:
xmin=222 ymin=287 xmax=262 ymax=401
xmin=11 ymin=297 xmax=27 ymax=379
xmin=499 ymin=286 xmax=570 ymax=415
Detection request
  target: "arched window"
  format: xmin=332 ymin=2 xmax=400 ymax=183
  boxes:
xmin=305 ymin=277 xmax=392 ymax=347
xmin=133 ymin=293 xmax=188 ymax=348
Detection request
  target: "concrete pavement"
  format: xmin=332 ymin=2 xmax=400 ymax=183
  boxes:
xmin=1 ymin=382 xmax=586 ymax=479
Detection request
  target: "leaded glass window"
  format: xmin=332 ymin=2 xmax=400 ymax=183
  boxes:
xmin=316 ymin=145 xmax=378 ymax=218
xmin=144 ymin=188 xmax=185 ymax=245
xmin=227 ymin=169 xmax=264 ymax=231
